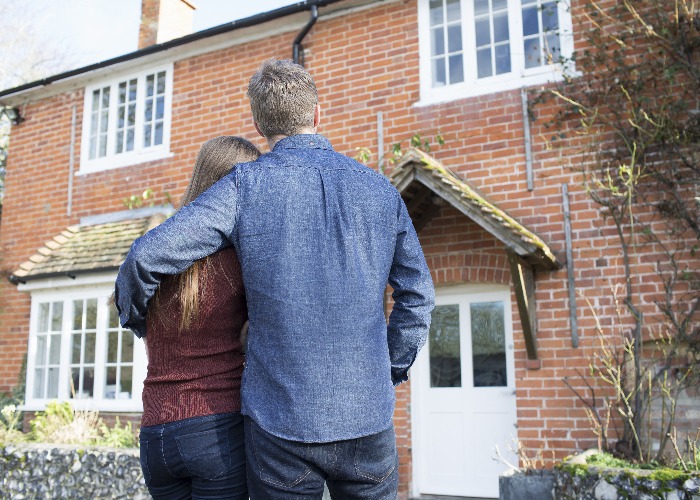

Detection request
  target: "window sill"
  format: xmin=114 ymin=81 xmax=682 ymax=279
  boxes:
xmin=77 ymin=150 xmax=174 ymax=176
xmin=415 ymin=66 xmax=574 ymax=107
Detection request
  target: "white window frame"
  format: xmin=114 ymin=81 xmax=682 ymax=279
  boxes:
xmin=79 ymin=63 xmax=174 ymax=174
xmin=417 ymin=0 xmax=575 ymax=105
xmin=22 ymin=278 xmax=146 ymax=413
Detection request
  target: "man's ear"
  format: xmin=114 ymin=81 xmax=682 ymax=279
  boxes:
xmin=313 ymin=104 xmax=321 ymax=129
xmin=253 ymin=120 xmax=265 ymax=138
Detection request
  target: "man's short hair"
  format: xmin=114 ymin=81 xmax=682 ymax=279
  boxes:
xmin=247 ymin=58 xmax=318 ymax=138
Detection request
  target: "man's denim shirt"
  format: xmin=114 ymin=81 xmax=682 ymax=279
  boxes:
xmin=115 ymin=134 xmax=435 ymax=443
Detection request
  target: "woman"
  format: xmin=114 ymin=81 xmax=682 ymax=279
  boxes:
xmin=138 ymin=136 xmax=261 ymax=499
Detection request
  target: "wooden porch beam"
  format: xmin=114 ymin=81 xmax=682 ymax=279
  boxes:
xmin=507 ymin=251 xmax=540 ymax=367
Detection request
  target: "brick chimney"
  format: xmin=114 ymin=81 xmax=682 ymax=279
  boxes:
xmin=139 ymin=0 xmax=196 ymax=49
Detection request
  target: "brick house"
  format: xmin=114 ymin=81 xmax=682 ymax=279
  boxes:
xmin=0 ymin=0 xmax=696 ymax=498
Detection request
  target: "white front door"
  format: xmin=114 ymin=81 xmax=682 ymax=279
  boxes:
xmin=411 ymin=285 xmax=518 ymax=498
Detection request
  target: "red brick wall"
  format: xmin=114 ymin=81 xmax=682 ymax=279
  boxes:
xmin=1 ymin=0 xmax=696 ymax=496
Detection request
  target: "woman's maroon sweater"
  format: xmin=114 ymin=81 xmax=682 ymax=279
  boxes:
xmin=141 ymin=247 xmax=247 ymax=427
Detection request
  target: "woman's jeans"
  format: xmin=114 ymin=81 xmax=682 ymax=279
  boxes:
xmin=139 ymin=412 xmax=247 ymax=499
xmin=244 ymin=416 xmax=399 ymax=499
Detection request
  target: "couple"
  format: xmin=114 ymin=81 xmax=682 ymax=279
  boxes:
xmin=115 ymin=58 xmax=435 ymax=499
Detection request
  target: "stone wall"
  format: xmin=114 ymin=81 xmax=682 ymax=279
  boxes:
xmin=500 ymin=468 xmax=700 ymax=500
xmin=0 ymin=443 xmax=148 ymax=499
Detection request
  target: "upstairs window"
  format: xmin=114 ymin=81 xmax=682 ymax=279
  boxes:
xmin=419 ymin=0 xmax=573 ymax=104
xmin=80 ymin=65 xmax=173 ymax=173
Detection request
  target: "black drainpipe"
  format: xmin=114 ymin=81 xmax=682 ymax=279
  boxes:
xmin=293 ymin=5 xmax=319 ymax=66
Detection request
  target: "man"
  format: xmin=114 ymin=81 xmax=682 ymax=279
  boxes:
xmin=115 ymin=59 xmax=434 ymax=499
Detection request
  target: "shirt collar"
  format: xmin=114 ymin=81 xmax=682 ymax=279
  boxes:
xmin=273 ymin=134 xmax=333 ymax=152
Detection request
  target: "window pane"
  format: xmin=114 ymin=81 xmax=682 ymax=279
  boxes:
xmin=109 ymin=305 xmax=119 ymax=328
xmin=475 ymin=18 xmax=491 ymax=47
xmin=145 ymin=100 xmax=153 ymax=121
xmin=493 ymin=11 xmax=510 ymax=43
xmin=92 ymin=90 xmax=100 ymax=109
xmin=101 ymin=87 xmax=110 ymax=107
xmin=72 ymin=300 xmax=83 ymax=331
xmin=83 ymin=368 xmax=95 ymax=398
xmin=156 ymin=96 xmax=165 ymax=120
xmin=431 ymin=27 xmax=445 ymax=56
xmin=447 ymin=24 xmax=462 ymax=52
xmin=429 ymin=305 xmax=461 ymax=387
xmin=70 ymin=367 xmax=80 ymax=398
xmin=432 ymin=57 xmax=446 ymax=87
xmin=127 ymin=128 xmax=135 ymax=151
xmin=144 ymin=124 xmax=152 ymax=147
xmin=47 ymin=367 xmax=59 ymax=398
xmin=33 ymin=368 xmax=45 ymax=398
xmin=118 ymin=82 xmax=126 ymax=104
xmin=105 ymin=367 xmax=117 ymax=399
xmin=121 ymin=331 xmax=134 ymax=363
xmin=128 ymin=104 xmax=136 ymax=126
xmin=493 ymin=0 xmax=507 ymax=10
xmin=449 ymin=54 xmax=464 ymax=84
xmin=471 ymin=302 xmax=507 ymax=387
xmin=146 ymin=75 xmax=154 ymax=97
xmin=49 ymin=334 xmax=61 ymax=364
xmin=116 ymin=131 xmax=124 ymax=153
xmin=495 ymin=43 xmax=511 ymax=74
xmin=100 ymin=110 xmax=109 ymax=133
xmin=36 ymin=335 xmax=47 ymax=365
xmin=85 ymin=332 xmax=96 ymax=364
xmin=430 ymin=0 xmax=444 ymax=25
xmin=119 ymin=367 xmax=133 ymax=399
xmin=99 ymin=134 xmax=108 ymax=157
xmin=546 ymin=33 xmax=561 ymax=62
xmin=51 ymin=302 xmax=63 ymax=331
xmin=108 ymin=331 xmax=119 ymax=363
xmin=85 ymin=299 xmax=97 ymax=329
xmin=542 ymin=1 xmax=559 ymax=31
xmin=129 ymin=80 xmax=137 ymax=100
xmin=524 ymin=37 xmax=541 ymax=68
xmin=522 ymin=6 xmax=539 ymax=35
xmin=446 ymin=0 xmax=460 ymax=22
xmin=38 ymin=303 xmax=49 ymax=332
xmin=477 ymin=48 xmax=493 ymax=78
xmin=155 ymin=122 xmax=163 ymax=145
xmin=72 ymin=333 xmax=82 ymax=364
xmin=157 ymin=72 xmax=166 ymax=94
xmin=474 ymin=0 xmax=489 ymax=16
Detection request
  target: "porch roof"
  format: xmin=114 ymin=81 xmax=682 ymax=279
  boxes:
xmin=9 ymin=214 xmax=166 ymax=284
xmin=391 ymin=148 xmax=561 ymax=271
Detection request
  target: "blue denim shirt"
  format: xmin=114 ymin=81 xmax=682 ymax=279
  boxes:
xmin=115 ymin=134 xmax=434 ymax=443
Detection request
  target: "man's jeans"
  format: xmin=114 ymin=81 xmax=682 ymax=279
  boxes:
xmin=139 ymin=412 xmax=247 ymax=499
xmin=244 ymin=416 xmax=399 ymax=499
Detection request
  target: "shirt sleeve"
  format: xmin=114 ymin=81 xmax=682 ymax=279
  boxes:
xmin=114 ymin=172 xmax=239 ymax=338
xmin=387 ymin=193 xmax=435 ymax=386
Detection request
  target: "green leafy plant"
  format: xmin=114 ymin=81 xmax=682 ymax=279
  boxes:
xmin=97 ymin=417 xmax=138 ymax=448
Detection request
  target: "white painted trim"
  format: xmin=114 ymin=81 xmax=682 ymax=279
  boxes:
xmin=17 ymin=272 xmax=118 ymax=292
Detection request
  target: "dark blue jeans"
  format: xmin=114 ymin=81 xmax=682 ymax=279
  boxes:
xmin=244 ymin=416 xmax=398 ymax=499
xmin=139 ymin=412 xmax=247 ymax=499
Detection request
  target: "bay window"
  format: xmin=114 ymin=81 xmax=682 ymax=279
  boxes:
xmin=25 ymin=286 xmax=146 ymax=412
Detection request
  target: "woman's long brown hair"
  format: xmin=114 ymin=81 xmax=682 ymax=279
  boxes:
xmin=152 ymin=136 xmax=261 ymax=331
